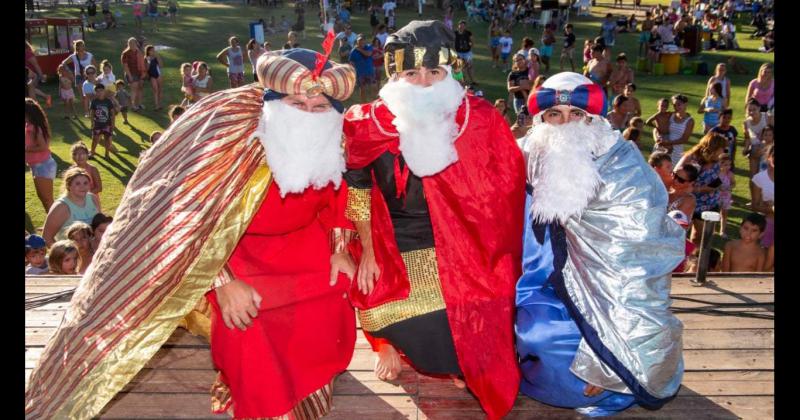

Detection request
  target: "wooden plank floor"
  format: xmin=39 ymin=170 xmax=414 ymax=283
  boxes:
xmin=25 ymin=274 xmax=774 ymax=419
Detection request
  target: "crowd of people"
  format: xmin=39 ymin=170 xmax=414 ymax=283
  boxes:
xmin=25 ymin=3 xmax=774 ymax=275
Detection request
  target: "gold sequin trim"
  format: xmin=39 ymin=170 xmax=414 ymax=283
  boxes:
xmin=359 ymin=247 xmax=446 ymax=332
xmin=345 ymin=187 xmax=372 ymax=222
xmin=212 ymin=375 xmax=334 ymax=420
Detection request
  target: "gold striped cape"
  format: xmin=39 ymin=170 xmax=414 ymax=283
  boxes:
xmin=25 ymin=85 xmax=272 ymax=419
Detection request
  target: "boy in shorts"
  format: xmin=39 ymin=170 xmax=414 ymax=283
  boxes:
xmin=539 ymin=24 xmax=556 ymax=73
xmin=560 ymin=23 xmax=576 ymax=72
xmin=114 ymin=80 xmax=130 ymax=124
xmin=89 ymin=84 xmax=117 ymax=158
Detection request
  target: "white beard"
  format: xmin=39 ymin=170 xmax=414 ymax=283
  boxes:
xmin=379 ymin=73 xmax=466 ymax=177
xmin=521 ymin=117 xmax=620 ymax=225
xmin=249 ymin=100 xmax=346 ymax=197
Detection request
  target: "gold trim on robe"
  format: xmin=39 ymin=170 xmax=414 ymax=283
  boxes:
xmin=358 ymin=247 xmax=447 ymax=332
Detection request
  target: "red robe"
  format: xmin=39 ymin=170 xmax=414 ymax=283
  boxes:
xmin=343 ymin=95 xmax=526 ymax=419
xmin=207 ymin=181 xmax=356 ymax=418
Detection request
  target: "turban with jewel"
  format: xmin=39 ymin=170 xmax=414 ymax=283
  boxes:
xmin=527 ymin=72 xmax=608 ymax=121
xmin=256 ymin=48 xmax=356 ymax=113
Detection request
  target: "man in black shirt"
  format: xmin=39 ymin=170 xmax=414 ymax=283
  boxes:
xmin=560 ymin=23 xmax=577 ymax=72
xmin=454 ymin=20 xmax=476 ymax=84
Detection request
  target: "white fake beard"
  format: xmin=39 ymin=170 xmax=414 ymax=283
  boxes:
xmin=249 ymin=100 xmax=346 ymax=197
xmin=379 ymin=73 xmax=466 ymax=177
xmin=522 ymin=117 xmax=619 ymax=225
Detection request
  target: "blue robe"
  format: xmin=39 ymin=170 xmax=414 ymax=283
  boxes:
xmin=515 ymin=139 xmax=685 ymax=416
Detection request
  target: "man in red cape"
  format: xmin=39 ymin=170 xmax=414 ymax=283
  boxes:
xmin=342 ymin=20 xmax=526 ymax=420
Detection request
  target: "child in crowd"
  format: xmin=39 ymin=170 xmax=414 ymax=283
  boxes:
xmin=499 ymin=30 xmax=514 ymax=72
xmin=97 ymin=60 xmax=117 ymax=94
xmin=698 ymin=82 xmax=724 ymax=133
xmin=25 ymin=234 xmax=49 ymax=275
xmin=70 ymin=142 xmax=103 ymax=198
xmin=114 ymin=80 xmax=130 ymax=124
xmin=82 ymin=65 xmax=99 ymax=118
xmin=90 ymin=212 xmax=113 ymax=251
xmin=717 ymin=154 xmax=735 ymax=238
xmin=582 ymin=39 xmax=594 ymax=66
xmin=560 ymin=23 xmax=576 ymax=72
xmin=47 ymin=240 xmax=80 ymax=275
xmin=150 ymin=131 xmax=163 ymax=143
xmin=180 ymin=62 xmax=195 ymax=106
xmin=494 ymin=98 xmax=511 ymax=125
xmin=57 ymin=64 xmax=78 ymax=120
xmin=721 ymin=213 xmax=767 ymax=272
xmin=646 ymin=98 xmax=672 ymax=154
xmin=192 ymin=62 xmax=213 ymax=100
xmin=629 ymin=116 xmax=645 ymax=132
xmin=89 ymin=83 xmax=117 ymax=158
xmin=621 ymin=83 xmax=641 ymax=117
xmin=451 ymin=58 xmax=465 ymax=86
xmin=168 ymin=104 xmax=185 ymax=123
xmin=758 ymin=125 xmax=774 ymax=172
xmin=66 ymin=222 xmax=94 ymax=274
xmin=623 ymin=127 xmax=641 ymax=149
xmin=133 ymin=0 xmax=143 ymax=32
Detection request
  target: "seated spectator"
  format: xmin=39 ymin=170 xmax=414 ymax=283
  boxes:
xmin=25 ymin=234 xmax=49 ymax=275
xmin=90 ymin=212 xmax=113 ymax=251
xmin=66 ymin=222 xmax=94 ymax=274
xmin=667 ymin=210 xmax=695 ymax=273
xmin=764 ymin=244 xmax=774 ymax=272
xmin=70 ymin=142 xmax=102 ymax=198
xmin=47 ymin=240 xmax=80 ymax=275
xmin=42 ymin=167 xmax=102 ymax=247
xmin=721 ymin=213 xmax=767 ymax=272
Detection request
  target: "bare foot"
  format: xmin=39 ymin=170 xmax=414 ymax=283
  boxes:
xmin=451 ymin=376 xmax=466 ymax=389
xmin=584 ymin=384 xmax=604 ymax=397
xmin=374 ymin=344 xmax=402 ymax=381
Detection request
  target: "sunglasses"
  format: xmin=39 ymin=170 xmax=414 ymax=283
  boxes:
xmin=672 ymin=172 xmax=690 ymax=184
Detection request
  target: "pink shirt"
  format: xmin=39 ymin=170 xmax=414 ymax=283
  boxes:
xmin=133 ymin=3 xmax=143 ymax=17
xmin=25 ymin=122 xmax=51 ymax=166
xmin=748 ymin=79 xmax=774 ymax=107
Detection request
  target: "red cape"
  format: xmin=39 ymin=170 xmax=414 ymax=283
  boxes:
xmin=344 ymin=96 xmax=526 ymax=419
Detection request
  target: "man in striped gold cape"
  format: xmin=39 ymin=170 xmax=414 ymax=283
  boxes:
xmin=25 ymin=48 xmax=359 ymax=420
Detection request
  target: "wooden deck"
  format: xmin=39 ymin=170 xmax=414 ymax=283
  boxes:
xmin=25 ymin=274 xmax=774 ymax=419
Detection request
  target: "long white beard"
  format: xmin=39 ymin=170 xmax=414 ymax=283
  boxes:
xmin=249 ymin=100 xmax=346 ymax=197
xmin=379 ymin=74 xmax=466 ymax=177
xmin=521 ymin=118 xmax=620 ymax=224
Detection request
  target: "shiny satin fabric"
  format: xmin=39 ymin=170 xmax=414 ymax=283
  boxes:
xmin=561 ymin=139 xmax=685 ymax=401
xmin=25 ymin=86 xmax=272 ymax=419
xmin=516 ymin=199 xmax=636 ymax=416
xmin=516 ymin=138 xmax=685 ymax=413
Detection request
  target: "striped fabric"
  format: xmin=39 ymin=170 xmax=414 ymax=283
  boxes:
xmin=256 ymin=52 xmax=355 ymax=101
xmin=25 ymin=86 xmax=273 ymax=420
xmin=211 ymin=376 xmax=334 ymax=420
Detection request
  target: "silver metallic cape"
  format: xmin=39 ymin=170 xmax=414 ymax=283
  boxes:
xmin=562 ymin=139 xmax=685 ymax=399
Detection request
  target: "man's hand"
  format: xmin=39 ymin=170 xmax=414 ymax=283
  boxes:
xmin=357 ymin=248 xmax=381 ymax=295
xmin=330 ymin=252 xmax=356 ymax=286
xmin=215 ymin=279 xmax=262 ymax=331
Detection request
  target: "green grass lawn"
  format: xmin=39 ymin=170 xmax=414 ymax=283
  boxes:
xmin=26 ymin=0 xmax=773 ymax=250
